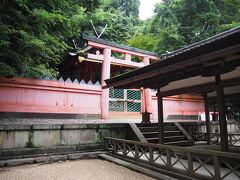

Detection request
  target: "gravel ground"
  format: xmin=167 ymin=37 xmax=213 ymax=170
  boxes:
xmin=0 ymin=159 xmax=153 ymax=180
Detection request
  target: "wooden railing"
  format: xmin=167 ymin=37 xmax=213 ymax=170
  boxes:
xmin=105 ymin=137 xmax=240 ymax=180
xmin=193 ymin=132 xmax=240 ymax=146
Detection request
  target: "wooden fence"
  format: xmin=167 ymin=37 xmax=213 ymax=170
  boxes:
xmin=193 ymin=132 xmax=240 ymax=146
xmin=105 ymin=137 xmax=240 ymax=180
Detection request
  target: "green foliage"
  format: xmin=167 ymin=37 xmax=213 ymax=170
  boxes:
xmin=173 ymin=0 xmax=221 ymax=44
xmin=1 ymin=0 xmax=240 ymax=79
xmin=79 ymin=1 xmax=140 ymax=44
xmin=127 ymin=0 xmax=240 ymax=54
xmin=127 ymin=34 xmax=158 ymax=51
xmin=0 ymin=62 xmax=16 ymax=77
xmin=0 ymin=0 xmax=141 ymax=78
xmin=99 ymin=9 xmax=136 ymax=44
xmin=87 ymin=0 xmax=140 ymax=44
xmin=0 ymin=0 xmax=97 ymax=78
xmin=102 ymin=0 xmax=140 ymax=18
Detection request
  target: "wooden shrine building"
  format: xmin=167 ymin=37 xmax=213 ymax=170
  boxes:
xmin=58 ymin=34 xmax=204 ymax=120
xmin=104 ymin=27 xmax=240 ymax=151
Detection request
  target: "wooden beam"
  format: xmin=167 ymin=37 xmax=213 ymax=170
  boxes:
xmin=208 ymin=92 xmax=240 ymax=102
xmin=88 ymin=41 xmax=159 ymax=60
xmin=141 ymin=59 xmax=240 ymax=89
xmin=215 ymin=75 xmax=229 ymax=152
xmin=104 ymin=44 xmax=240 ymax=89
xmin=174 ymin=122 xmax=193 ymax=141
xmin=159 ymin=77 xmax=240 ymax=97
xmin=129 ymin=123 xmax=148 ymax=143
xmin=157 ymin=88 xmax=164 ymax=144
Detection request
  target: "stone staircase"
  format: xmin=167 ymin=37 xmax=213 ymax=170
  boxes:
xmin=136 ymin=122 xmax=194 ymax=146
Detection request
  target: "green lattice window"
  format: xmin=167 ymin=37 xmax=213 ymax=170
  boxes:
xmin=109 ymin=88 xmax=124 ymax=99
xmin=127 ymin=90 xmax=141 ymax=100
xmin=109 ymin=101 xmax=124 ymax=112
xmin=109 ymin=88 xmax=141 ymax=112
xmin=127 ymin=102 xmax=141 ymax=112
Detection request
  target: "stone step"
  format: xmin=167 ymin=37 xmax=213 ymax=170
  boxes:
xmin=138 ymin=125 xmax=178 ymax=132
xmin=135 ymin=123 xmax=192 ymax=146
xmin=136 ymin=122 xmax=174 ymax=127
xmin=145 ymin=137 xmax=159 ymax=143
xmin=138 ymin=126 xmax=158 ymax=132
xmin=164 ymin=140 xmax=193 ymax=147
xmin=142 ymin=131 xmax=159 ymax=138
xmin=142 ymin=131 xmax=183 ymax=139
xmin=164 ymin=125 xmax=178 ymax=131
xmin=164 ymin=136 xmax=186 ymax=142
xmin=194 ymin=141 xmax=208 ymax=145
xmin=164 ymin=131 xmax=182 ymax=136
xmin=136 ymin=123 xmax=158 ymax=127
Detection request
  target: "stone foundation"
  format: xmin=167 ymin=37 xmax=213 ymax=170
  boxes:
xmin=0 ymin=124 xmax=127 ymax=150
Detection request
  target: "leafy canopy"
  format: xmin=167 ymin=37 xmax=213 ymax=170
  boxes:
xmin=0 ymin=0 xmax=99 ymax=78
xmin=1 ymin=0 xmax=240 ymax=78
xmin=127 ymin=0 xmax=240 ymax=55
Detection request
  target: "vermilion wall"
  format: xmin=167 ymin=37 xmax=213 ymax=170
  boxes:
xmin=151 ymin=94 xmax=204 ymax=120
xmin=0 ymin=77 xmax=204 ymax=119
xmin=0 ymin=77 xmax=102 ymax=114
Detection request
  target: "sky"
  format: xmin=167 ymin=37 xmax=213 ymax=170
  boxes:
xmin=139 ymin=0 xmax=162 ymax=20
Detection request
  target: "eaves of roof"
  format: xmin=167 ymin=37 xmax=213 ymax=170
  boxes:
xmin=104 ymin=26 xmax=240 ymax=89
xmin=82 ymin=34 xmax=158 ymax=56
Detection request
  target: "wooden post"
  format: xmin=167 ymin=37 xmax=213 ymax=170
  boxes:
xmin=149 ymin=147 xmax=154 ymax=163
xmin=215 ymin=75 xmax=229 ymax=152
xmin=204 ymin=94 xmax=211 ymax=145
xmin=101 ymin=48 xmax=111 ymax=119
xmin=213 ymin=155 xmax=221 ymax=179
xmin=135 ymin=144 xmax=139 ymax=159
xmin=157 ymin=88 xmax=164 ymax=144
xmin=123 ymin=142 xmax=127 ymax=156
xmin=229 ymin=135 xmax=232 ymax=145
xmin=213 ymin=105 xmax=217 ymax=121
xmin=113 ymin=141 xmax=117 ymax=153
xmin=187 ymin=152 xmax=193 ymax=173
xmin=166 ymin=149 xmax=171 ymax=167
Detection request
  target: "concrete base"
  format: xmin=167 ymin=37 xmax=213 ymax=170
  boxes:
xmin=0 ymin=144 xmax=104 ymax=160
xmin=0 ymin=123 xmax=127 ymax=150
xmin=6 ymin=158 xmax=35 ymax=166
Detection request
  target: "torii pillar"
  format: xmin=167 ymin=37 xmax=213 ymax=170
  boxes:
xmin=101 ymin=48 xmax=111 ymax=119
xmin=142 ymin=57 xmax=153 ymax=114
